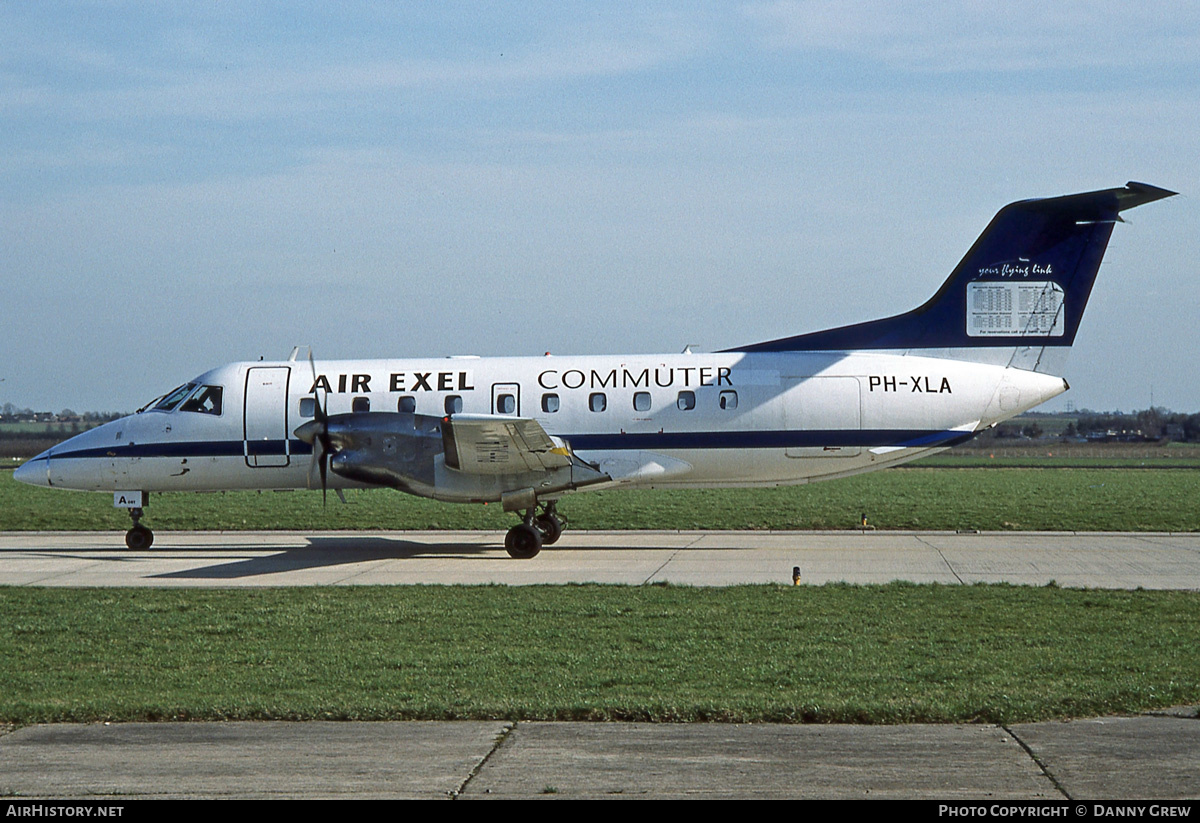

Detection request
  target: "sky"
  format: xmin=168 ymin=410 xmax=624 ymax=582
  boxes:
xmin=2 ymin=2 xmax=1198 ymax=414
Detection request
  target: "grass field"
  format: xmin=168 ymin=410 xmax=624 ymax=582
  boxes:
xmin=1 ymin=584 xmax=1197 ymax=725
xmin=2 ymin=462 xmax=1197 ymax=532
xmin=3 ymin=455 xmax=1198 ymax=727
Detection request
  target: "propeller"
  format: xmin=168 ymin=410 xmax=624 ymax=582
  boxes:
xmin=294 ymin=348 xmax=332 ymax=506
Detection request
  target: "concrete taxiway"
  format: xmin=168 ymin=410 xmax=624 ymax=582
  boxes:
xmin=3 ymin=714 xmax=1199 ymax=799
xmin=2 ymin=529 xmax=1198 ymax=799
xmin=1 ymin=529 xmax=1199 ymax=588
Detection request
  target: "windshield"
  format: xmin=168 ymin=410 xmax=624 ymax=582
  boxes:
xmin=179 ymin=385 xmax=223 ymax=415
xmin=152 ymin=383 xmax=197 ymax=412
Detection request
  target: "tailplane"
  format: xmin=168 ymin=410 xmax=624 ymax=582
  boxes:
xmin=726 ymin=182 xmax=1176 ymax=373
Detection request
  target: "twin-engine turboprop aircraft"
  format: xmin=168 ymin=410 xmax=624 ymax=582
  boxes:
xmin=15 ymin=182 xmax=1176 ymax=557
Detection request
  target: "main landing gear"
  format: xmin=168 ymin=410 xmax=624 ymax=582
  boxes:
xmin=504 ymin=501 xmax=564 ymax=559
xmin=125 ymin=507 xmax=154 ymax=550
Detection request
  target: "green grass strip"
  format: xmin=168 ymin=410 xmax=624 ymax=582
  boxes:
xmin=2 ymin=584 xmax=1197 ymax=725
xmin=4 ymin=467 xmax=1199 ymax=532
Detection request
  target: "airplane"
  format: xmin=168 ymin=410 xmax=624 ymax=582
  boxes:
xmin=13 ymin=182 xmax=1176 ymax=557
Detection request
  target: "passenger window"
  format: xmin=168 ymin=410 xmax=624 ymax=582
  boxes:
xmin=397 ymin=396 xmax=416 ymax=413
xmin=719 ymin=390 xmax=738 ymax=410
xmin=633 ymin=392 xmax=651 ymax=412
xmin=542 ymin=393 xmax=560 ymax=413
xmin=589 ymin=393 xmax=607 ymax=412
xmin=180 ymin=385 xmax=223 ymax=415
xmin=497 ymin=393 xmax=516 ymax=414
xmin=299 ymin=397 xmax=316 ymax=418
xmin=445 ymin=395 xmax=463 ymax=415
xmin=352 ymin=396 xmax=370 ymax=413
xmin=677 ymin=390 xmax=696 ymax=411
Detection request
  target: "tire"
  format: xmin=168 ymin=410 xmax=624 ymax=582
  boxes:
xmin=505 ymin=523 xmax=543 ymax=559
xmin=125 ymin=525 xmax=153 ymax=550
xmin=534 ymin=514 xmax=563 ymax=545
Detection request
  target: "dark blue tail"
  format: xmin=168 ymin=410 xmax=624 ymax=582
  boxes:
xmin=726 ymin=182 xmax=1175 ymax=364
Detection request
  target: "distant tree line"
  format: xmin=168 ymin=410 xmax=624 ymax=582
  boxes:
xmin=986 ymin=408 xmax=1200 ymax=443
xmin=1 ymin=404 xmax=125 ymax=425
xmin=1072 ymin=408 xmax=1200 ymax=442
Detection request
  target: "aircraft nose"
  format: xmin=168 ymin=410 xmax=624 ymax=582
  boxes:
xmin=13 ymin=456 xmax=50 ymax=488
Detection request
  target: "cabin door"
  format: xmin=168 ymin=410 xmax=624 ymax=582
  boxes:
xmin=244 ymin=366 xmax=292 ymax=467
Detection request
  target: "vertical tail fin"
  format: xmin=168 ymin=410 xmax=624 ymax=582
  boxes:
xmin=727 ymin=182 xmax=1176 ymax=373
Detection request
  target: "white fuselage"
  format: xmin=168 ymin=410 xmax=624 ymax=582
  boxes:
xmin=17 ymin=349 xmax=1066 ymax=496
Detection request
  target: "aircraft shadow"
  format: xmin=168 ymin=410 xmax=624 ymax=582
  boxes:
xmin=149 ymin=535 xmax=500 ymax=580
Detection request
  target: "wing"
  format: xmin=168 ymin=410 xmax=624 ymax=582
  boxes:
xmin=441 ymin=414 xmax=573 ymax=474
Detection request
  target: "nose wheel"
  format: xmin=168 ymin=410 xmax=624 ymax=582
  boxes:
xmin=125 ymin=507 xmax=154 ymax=550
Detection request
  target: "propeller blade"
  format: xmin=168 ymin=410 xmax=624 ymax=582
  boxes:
xmin=319 ymin=445 xmax=328 ymax=508
xmin=301 ymin=346 xmax=331 ymax=506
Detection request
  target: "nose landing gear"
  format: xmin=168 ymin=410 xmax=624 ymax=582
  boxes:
xmin=125 ymin=507 xmax=154 ymax=550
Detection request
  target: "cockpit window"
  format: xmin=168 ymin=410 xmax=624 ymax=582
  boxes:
xmin=180 ymin=385 xmax=223 ymax=415
xmin=153 ymin=383 xmax=197 ymax=412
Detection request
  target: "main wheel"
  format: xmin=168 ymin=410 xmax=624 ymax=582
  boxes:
xmin=505 ymin=523 xmax=543 ymax=559
xmin=534 ymin=513 xmax=563 ymax=545
xmin=125 ymin=525 xmax=154 ymax=550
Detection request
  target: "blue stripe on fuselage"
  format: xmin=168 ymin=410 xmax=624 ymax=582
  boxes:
xmin=44 ymin=428 xmax=975 ymax=462
xmin=566 ymin=429 xmax=975 ymax=450
xmin=45 ymin=440 xmax=309 ymax=460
